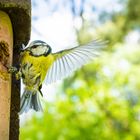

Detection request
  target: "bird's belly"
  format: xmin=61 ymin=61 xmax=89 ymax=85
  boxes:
xmin=21 ymin=63 xmax=43 ymax=88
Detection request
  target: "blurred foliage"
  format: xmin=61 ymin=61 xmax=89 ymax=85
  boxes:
xmin=20 ymin=0 xmax=140 ymax=140
xmin=126 ymin=0 xmax=140 ymax=28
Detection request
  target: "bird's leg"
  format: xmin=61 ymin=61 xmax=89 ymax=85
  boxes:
xmin=7 ymin=66 xmax=22 ymax=80
xmin=15 ymin=70 xmax=22 ymax=80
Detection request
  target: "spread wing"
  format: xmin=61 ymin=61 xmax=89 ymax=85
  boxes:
xmin=45 ymin=39 xmax=107 ymax=85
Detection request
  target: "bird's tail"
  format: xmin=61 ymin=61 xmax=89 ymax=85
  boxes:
xmin=20 ymin=89 xmax=43 ymax=114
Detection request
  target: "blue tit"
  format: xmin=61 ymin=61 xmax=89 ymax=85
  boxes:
xmin=18 ymin=39 xmax=106 ymax=114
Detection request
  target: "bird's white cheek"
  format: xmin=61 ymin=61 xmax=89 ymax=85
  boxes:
xmin=31 ymin=48 xmax=45 ymax=56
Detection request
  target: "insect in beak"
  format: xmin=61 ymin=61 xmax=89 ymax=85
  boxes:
xmin=21 ymin=44 xmax=29 ymax=51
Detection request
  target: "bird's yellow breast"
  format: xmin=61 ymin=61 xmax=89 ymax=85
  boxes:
xmin=20 ymin=51 xmax=54 ymax=83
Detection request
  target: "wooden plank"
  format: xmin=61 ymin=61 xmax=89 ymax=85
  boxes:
xmin=0 ymin=10 xmax=13 ymax=140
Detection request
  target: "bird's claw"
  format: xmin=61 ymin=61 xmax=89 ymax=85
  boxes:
xmin=8 ymin=66 xmax=18 ymax=73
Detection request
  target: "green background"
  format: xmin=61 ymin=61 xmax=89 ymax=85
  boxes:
xmin=20 ymin=0 xmax=140 ymax=139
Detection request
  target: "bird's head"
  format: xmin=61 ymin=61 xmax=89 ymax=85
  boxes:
xmin=22 ymin=40 xmax=52 ymax=56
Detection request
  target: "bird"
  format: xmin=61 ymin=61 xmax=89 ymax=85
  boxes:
xmin=14 ymin=39 xmax=107 ymax=114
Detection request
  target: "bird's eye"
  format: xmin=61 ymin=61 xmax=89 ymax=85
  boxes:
xmin=32 ymin=45 xmax=38 ymax=48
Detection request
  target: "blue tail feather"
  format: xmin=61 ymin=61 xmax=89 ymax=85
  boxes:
xmin=19 ymin=89 xmax=43 ymax=114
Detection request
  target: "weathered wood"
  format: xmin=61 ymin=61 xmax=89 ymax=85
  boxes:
xmin=0 ymin=1 xmax=31 ymax=140
xmin=0 ymin=10 xmax=13 ymax=140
